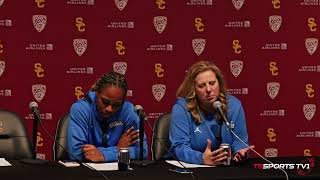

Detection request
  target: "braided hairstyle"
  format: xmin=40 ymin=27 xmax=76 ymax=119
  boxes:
xmin=91 ymin=71 xmax=128 ymax=97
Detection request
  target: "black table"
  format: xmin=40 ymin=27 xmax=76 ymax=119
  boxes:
xmin=1 ymin=156 xmax=319 ymax=180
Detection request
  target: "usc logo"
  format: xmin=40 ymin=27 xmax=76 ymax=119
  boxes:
xmin=35 ymin=0 xmax=45 ymax=8
xmin=156 ymin=0 xmax=165 ymax=9
xmin=37 ymin=132 xmax=44 ymax=147
xmin=267 ymin=128 xmax=276 ymax=142
xmin=76 ymin=17 xmax=85 ymax=32
xmin=0 ymin=40 xmax=3 ymax=54
xmin=155 ymin=63 xmax=164 ymax=77
xmin=75 ymin=86 xmax=84 ymax=100
xmin=34 ymin=63 xmax=44 ymax=78
xmin=232 ymin=40 xmax=241 ymax=54
xmin=269 ymin=62 xmax=278 ymax=76
xmin=116 ymin=41 xmax=125 ymax=55
xmin=271 ymin=0 xmax=280 ymax=9
xmin=305 ymin=84 xmax=315 ymax=98
xmin=195 ymin=18 xmax=204 ymax=32
xmin=308 ymin=17 xmax=317 ymax=32
xmin=304 ymin=149 xmax=312 ymax=156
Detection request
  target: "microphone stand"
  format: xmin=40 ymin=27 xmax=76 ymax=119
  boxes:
xmin=32 ymin=114 xmax=38 ymax=159
xmin=131 ymin=112 xmax=155 ymax=167
xmin=20 ymin=107 xmax=49 ymax=164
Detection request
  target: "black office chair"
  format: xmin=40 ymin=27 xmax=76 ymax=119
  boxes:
xmin=53 ymin=113 xmax=70 ymax=161
xmin=151 ymin=112 xmax=172 ymax=160
xmin=0 ymin=109 xmax=33 ymax=159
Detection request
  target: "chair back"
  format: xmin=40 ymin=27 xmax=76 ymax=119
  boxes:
xmin=0 ymin=109 xmax=32 ymax=159
xmin=53 ymin=113 xmax=69 ymax=161
xmin=151 ymin=112 xmax=171 ymax=160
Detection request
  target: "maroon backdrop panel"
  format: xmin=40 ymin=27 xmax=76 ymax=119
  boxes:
xmin=0 ymin=0 xmax=319 ymax=160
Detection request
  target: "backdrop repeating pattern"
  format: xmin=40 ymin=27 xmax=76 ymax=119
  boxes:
xmin=0 ymin=0 xmax=319 ymax=160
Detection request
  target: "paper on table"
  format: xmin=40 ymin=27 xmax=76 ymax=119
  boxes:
xmin=0 ymin=158 xmax=12 ymax=166
xmin=166 ymin=160 xmax=215 ymax=168
xmin=83 ymin=162 xmax=119 ymax=171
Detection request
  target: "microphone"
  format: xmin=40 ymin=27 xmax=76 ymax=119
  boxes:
xmin=134 ymin=105 xmax=147 ymax=161
xmin=213 ymin=101 xmax=233 ymax=129
xmin=135 ymin=105 xmax=147 ymax=121
xmin=29 ymin=101 xmax=42 ymax=124
xmin=29 ymin=101 xmax=42 ymax=159
xmin=212 ymin=101 xmax=288 ymax=179
xmin=26 ymin=103 xmax=111 ymax=179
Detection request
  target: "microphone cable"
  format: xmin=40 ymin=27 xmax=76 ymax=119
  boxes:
xmin=228 ymin=127 xmax=289 ymax=180
xmin=144 ymin=114 xmax=195 ymax=180
xmin=213 ymin=100 xmax=288 ymax=179
xmin=37 ymin=115 xmax=110 ymax=180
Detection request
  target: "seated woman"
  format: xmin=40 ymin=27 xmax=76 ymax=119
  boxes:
xmin=169 ymin=61 xmax=254 ymax=166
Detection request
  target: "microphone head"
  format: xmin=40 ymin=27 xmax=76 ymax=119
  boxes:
xmin=213 ymin=101 xmax=222 ymax=110
xmin=134 ymin=104 xmax=143 ymax=112
xmin=29 ymin=101 xmax=38 ymax=109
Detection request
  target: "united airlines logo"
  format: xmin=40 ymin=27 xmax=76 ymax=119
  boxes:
xmin=115 ymin=0 xmax=128 ymax=11
xmin=305 ymin=38 xmax=318 ymax=55
xmin=265 ymin=148 xmax=278 ymax=157
xmin=267 ymin=82 xmax=280 ymax=99
xmin=0 ymin=61 xmax=5 ymax=77
xmin=113 ymin=62 xmax=127 ymax=75
xmin=0 ymin=0 xmax=4 ymax=7
xmin=232 ymin=0 xmax=245 ymax=10
xmin=230 ymin=60 xmax=243 ymax=77
xmin=269 ymin=15 xmax=282 ymax=32
xmin=303 ymin=104 xmax=316 ymax=121
xmin=32 ymin=84 xmax=46 ymax=102
xmin=152 ymin=84 xmax=166 ymax=102
xmin=32 ymin=15 xmax=47 ymax=32
xmin=154 ymin=16 xmax=167 ymax=34
xmin=73 ymin=38 xmax=87 ymax=56
xmin=192 ymin=38 xmax=206 ymax=56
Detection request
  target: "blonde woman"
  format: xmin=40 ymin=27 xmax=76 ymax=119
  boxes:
xmin=169 ymin=61 xmax=254 ymax=166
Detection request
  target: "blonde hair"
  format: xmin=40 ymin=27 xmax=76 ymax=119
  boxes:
xmin=176 ymin=61 xmax=228 ymax=123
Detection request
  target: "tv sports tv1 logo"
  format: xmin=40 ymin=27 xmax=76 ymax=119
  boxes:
xmin=252 ymin=157 xmax=316 ymax=176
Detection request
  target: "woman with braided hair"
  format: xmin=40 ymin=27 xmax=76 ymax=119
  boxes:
xmin=169 ymin=61 xmax=254 ymax=166
xmin=68 ymin=71 xmax=147 ymax=162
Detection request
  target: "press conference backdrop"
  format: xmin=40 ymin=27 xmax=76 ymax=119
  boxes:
xmin=0 ymin=0 xmax=319 ymax=160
